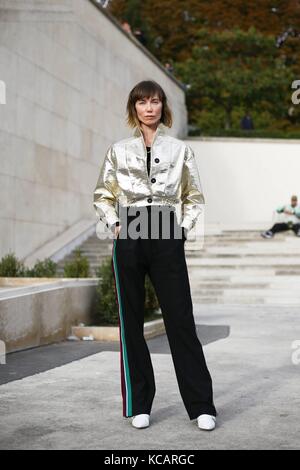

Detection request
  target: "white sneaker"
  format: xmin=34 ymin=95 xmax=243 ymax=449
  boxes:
xmin=261 ymin=231 xmax=273 ymax=239
xmin=197 ymin=414 xmax=216 ymax=431
xmin=131 ymin=414 xmax=150 ymax=429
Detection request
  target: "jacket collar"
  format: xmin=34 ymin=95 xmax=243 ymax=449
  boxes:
xmin=133 ymin=121 xmax=166 ymax=139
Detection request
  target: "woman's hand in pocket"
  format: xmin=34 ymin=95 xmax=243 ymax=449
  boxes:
xmin=114 ymin=224 xmax=122 ymax=239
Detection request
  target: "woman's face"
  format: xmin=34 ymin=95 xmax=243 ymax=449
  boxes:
xmin=135 ymin=94 xmax=162 ymax=127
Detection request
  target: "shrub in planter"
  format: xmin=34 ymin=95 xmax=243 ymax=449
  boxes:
xmin=0 ymin=253 xmax=26 ymax=277
xmin=25 ymin=258 xmax=57 ymax=277
xmin=63 ymin=248 xmax=90 ymax=278
xmin=93 ymin=257 xmax=160 ymax=326
xmin=0 ymin=253 xmax=58 ymax=278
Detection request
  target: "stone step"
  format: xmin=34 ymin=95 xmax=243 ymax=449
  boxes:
xmin=186 ymin=253 xmax=300 ymax=259
xmin=79 ymin=235 xmax=297 ymax=246
xmin=199 ymin=247 xmax=300 ymax=255
xmin=190 ymin=287 xmax=300 ymax=297
xmin=192 ymin=297 xmax=300 ymax=305
xmin=54 ymin=231 xmax=300 ymax=305
xmin=187 ymin=239 xmax=299 ymax=247
xmin=76 ymin=260 xmax=300 ymax=268
xmin=186 ymin=258 xmax=300 ymax=266
xmin=83 ymin=236 xmax=293 ymax=244
xmin=57 ymin=254 xmax=111 ymax=262
xmin=79 ymin=245 xmax=299 ymax=256
xmin=190 ymin=281 xmax=300 ymax=290
xmin=56 ymin=265 xmax=300 ymax=277
xmin=81 ymin=242 xmax=294 ymax=252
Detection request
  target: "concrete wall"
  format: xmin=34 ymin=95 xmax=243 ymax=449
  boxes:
xmin=0 ymin=279 xmax=98 ymax=352
xmin=0 ymin=0 xmax=187 ymax=259
xmin=186 ymin=137 xmax=300 ymax=228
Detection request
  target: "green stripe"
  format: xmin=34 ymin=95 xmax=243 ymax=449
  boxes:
xmin=113 ymin=239 xmax=132 ymax=416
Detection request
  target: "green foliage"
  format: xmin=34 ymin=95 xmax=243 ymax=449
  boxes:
xmin=0 ymin=253 xmax=58 ymax=277
xmin=63 ymin=249 xmax=90 ymax=278
xmin=0 ymin=253 xmax=26 ymax=277
xmin=94 ymin=257 xmax=160 ymax=326
xmin=109 ymin=2 xmax=300 ymax=134
xmin=144 ymin=274 xmax=160 ymax=316
xmin=94 ymin=258 xmax=119 ymax=325
xmin=175 ymin=27 xmax=296 ymax=134
xmin=25 ymin=259 xmax=57 ymax=278
xmin=109 ymin=0 xmax=300 ymax=66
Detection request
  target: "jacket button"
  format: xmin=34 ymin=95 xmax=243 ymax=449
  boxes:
xmin=147 ymin=198 xmax=152 ymax=203
xmin=154 ymin=158 xmax=160 ymax=163
xmin=151 ymin=178 xmax=156 ymax=183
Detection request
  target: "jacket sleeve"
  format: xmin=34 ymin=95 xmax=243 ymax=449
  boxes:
xmin=93 ymin=144 xmax=120 ymax=230
xmin=276 ymin=205 xmax=285 ymax=213
xmin=180 ymin=144 xmax=205 ymax=231
xmin=295 ymin=206 xmax=300 ymax=218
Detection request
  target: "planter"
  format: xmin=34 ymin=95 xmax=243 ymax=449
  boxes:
xmin=0 ymin=278 xmax=98 ymax=353
xmin=0 ymin=277 xmax=96 ymax=287
xmin=0 ymin=277 xmax=60 ymax=287
xmin=72 ymin=318 xmax=166 ymax=342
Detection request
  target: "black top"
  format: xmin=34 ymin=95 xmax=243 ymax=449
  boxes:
xmin=146 ymin=146 xmax=151 ymax=176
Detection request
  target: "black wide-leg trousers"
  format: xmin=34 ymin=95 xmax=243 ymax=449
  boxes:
xmin=111 ymin=205 xmax=217 ymax=420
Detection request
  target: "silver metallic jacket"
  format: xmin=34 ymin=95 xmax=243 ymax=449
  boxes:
xmin=93 ymin=122 xmax=205 ymax=232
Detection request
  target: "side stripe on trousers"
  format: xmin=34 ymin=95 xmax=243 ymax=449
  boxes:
xmin=112 ymin=238 xmax=132 ymax=417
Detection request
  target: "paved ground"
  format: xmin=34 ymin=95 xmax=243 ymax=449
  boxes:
xmin=0 ymin=324 xmax=229 ymax=385
xmin=0 ymin=303 xmax=299 ymax=450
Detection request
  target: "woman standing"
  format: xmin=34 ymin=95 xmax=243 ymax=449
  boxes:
xmin=93 ymin=80 xmax=217 ymax=431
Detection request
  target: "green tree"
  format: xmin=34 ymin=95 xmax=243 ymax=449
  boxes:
xmin=108 ymin=1 xmax=300 ymax=134
xmin=109 ymin=0 xmax=300 ymax=66
xmin=174 ymin=27 xmax=295 ymax=132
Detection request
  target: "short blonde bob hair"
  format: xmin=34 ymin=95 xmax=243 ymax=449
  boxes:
xmin=126 ymin=80 xmax=173 ymax=129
